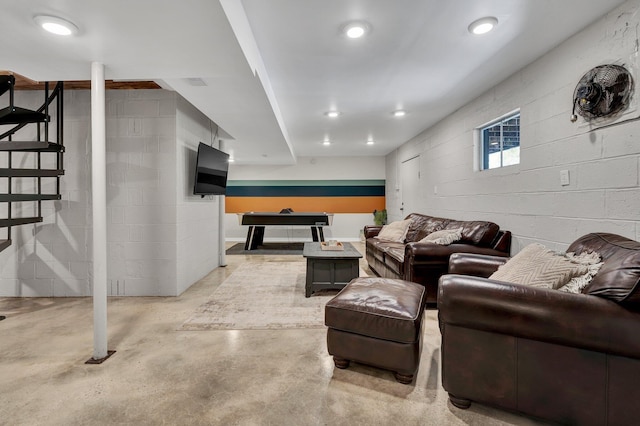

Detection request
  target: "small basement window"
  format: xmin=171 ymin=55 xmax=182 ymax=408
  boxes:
xmin=480 ymin=111 xmax=520 ymax=170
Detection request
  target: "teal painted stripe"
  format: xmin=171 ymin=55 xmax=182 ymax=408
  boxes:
xmin=227 ymin=179 xmax=385 ymax=187
xmin=227 ymin=185 xmax=384 ymax=197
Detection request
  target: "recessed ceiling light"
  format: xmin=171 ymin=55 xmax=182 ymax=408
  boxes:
xmin=34 ymin=15 xmax=79 ymax=36
xmin=325 ymin=111 xmax=340 ymax=118
xmin=323 ymin=140 xmax=331 ymax=146
xmin=366 ymin=139 xmax=374 ymax=145
xmin=342 ymin=21 xmax=370 ymax=39
xmin=393 ymin=110 xmax=406 ymax=117
xmin=468 ymin=17 xmax=498 ymax=35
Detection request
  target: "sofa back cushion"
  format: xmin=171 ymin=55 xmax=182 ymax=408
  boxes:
xmin=404 ymin=213 xmax=448 ymax=242
xmin=418 ymin=228 xmax=463 ymax=245
xmin=568 ymin=233 xmax=640 ymax=307
xmin=445 ymin=220 xmax=500 ymax=247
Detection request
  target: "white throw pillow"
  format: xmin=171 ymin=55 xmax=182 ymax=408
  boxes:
xmin=375 ymin=219 xmax=412 ymax=243
xmin=418 ymin=228 xmax=463 ymax=245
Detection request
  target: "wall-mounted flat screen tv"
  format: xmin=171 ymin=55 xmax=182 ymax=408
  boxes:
xmin=193 ymin=142 xmax=230 ymax=196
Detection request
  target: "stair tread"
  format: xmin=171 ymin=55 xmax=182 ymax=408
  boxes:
xmin=0 ymin=106 xmax=49 ymax=125
xmin=0 ymin=168 xmax=64 ymax=177
xmin=0 ymin=217 xmax=43 ymax=227
xmin=0 ymin=141 xmax=64 ymax=152
xmin=0 ymin=194 xmax=61 ymax=202
xmin=0 ymin=75 xmax=14 ymax=98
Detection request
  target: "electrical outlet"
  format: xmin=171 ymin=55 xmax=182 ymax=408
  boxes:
xmin=560 ymin=170 xmax=570 ymax=186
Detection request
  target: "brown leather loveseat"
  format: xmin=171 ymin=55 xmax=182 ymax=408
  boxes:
xmin=364 ymin=213 xmax=511 ymax=302
xmin=438 ymin=233 xmax=640 ymax=425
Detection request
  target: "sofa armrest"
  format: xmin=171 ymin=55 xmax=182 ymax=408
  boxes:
xmin=448 ymin=253 xmax=509 ymax=278
xmin=438 ymin=275 xmax=640 ymax=359
xmin=364 ymin=225 xmax=383 ymax=239
xmin=491 ymin=230 xmax=511 ymax=253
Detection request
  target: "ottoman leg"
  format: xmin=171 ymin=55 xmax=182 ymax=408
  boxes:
xmin=333 ymin=357 xmax=350 ymax=369
xmin=394 ymin=372 xmax=414 ymax=384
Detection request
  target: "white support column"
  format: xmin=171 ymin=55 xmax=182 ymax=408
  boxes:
xmin=90 ymin=62 xmax=109 ymax=361
xmin=218 ymin=139 xmax=227 ymax=267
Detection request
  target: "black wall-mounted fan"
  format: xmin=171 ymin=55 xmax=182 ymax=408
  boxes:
xmin=570 ymin=64 xmax=634 ymax=122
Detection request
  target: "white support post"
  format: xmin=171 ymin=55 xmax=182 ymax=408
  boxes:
xmin=218 ymin=139 xmax=227 ymax=267
xmin=89 ymin=62 xmax=110 ymax=362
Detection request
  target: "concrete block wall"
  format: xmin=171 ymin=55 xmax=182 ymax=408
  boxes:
xmin=105 ymin=89 xmax=180 ymax=296
xmin=225 ymin=156 xmax=385 ymax=242
xmin=176 ymin=96 xmax=223 ymax=295
xmin=386 ymin=0 xmax=640 ymax=253
xmin=0 ymin=89 xmax=93 ymax=297
xmin=0 ymin=88 xmax=221 ymax=297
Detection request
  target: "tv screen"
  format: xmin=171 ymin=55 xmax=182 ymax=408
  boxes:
xmin=193 ymin=142 xmax=230 ymax=196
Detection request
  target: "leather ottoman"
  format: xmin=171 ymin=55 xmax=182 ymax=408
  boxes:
xmin=324 ymin=277 xmax=426 ymax=384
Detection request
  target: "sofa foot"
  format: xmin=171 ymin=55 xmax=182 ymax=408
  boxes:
xmin=333 ymin=357 xmax=350 ymax=369
xmin=394 ymin=372 xmax=414 ymax=384
xmin=448 ymin=393 xmax=471 ymax=409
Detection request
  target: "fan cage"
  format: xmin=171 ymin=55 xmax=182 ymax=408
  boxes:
xmin=572 ymin=64 xmax=634 ymax=120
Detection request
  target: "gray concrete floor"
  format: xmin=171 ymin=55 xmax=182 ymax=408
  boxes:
xmin=0 ymin=242 xmax=546 ymax=425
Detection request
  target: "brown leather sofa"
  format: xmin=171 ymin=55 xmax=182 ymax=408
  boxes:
xmin=438 ymin=233 xmax=640 ymax=425
xmin=364 ymin=213 xmax=511 ymax=303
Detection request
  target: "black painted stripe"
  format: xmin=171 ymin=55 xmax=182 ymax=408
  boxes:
xmin=226 ymin=185 xmax=385 ymax=197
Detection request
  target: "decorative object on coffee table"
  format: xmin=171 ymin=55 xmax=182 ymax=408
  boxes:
xmin=320 ymin=240 xmax=344 ymax=251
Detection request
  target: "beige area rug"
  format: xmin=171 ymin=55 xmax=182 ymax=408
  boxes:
xmin=180 ymin=262 xmax=365 ymax=330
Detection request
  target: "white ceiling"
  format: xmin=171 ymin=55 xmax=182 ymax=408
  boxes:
xmin=0 ymin=0 xmax=627 ymax=165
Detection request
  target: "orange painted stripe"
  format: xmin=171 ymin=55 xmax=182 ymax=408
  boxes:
xmin=225 ymin=196 xmax=385 ymax=214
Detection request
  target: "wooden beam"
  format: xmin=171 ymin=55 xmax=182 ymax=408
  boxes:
xmin=0 ymin=70 xmax=161 ymax=90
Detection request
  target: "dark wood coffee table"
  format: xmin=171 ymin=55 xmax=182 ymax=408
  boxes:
xmin=302 ymin=242 xmax=363 ymax=297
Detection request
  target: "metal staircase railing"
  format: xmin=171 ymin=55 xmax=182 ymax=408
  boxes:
xmin=0 ymin=75 xmax=65 ymax=253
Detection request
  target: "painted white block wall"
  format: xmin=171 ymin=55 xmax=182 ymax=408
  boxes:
xmin=105 ymin=89 xmax=179 ymax=296
xmin=176 ymin=96 xmax=223 ymax=295
xmin=386 ymin=0 xmax=640 ymax=254
xmin=226 ymin=156 xmax=385 ymax=242
xmin=0 ymin=89 xmax=221 ymax=297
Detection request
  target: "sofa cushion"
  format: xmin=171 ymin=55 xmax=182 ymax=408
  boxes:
xmin=404 ymin=214 xmax=449 ymax=242
xmin=489 ymin=243 xmax=592 ymax=289
xmin=419 ymin=228 xmax=463 ymax=245
xmin=375 ymin=219 xmax=412 ymax=243
xmin=446 ymin=220 xmax=500 ymax=246
xmin=569 ymin=234 xmax=640 ymax=306
xmin=366 ymin=238 xmax=387 ymax=262
xmin=384 ymin=246 xmax=406 ymax=275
